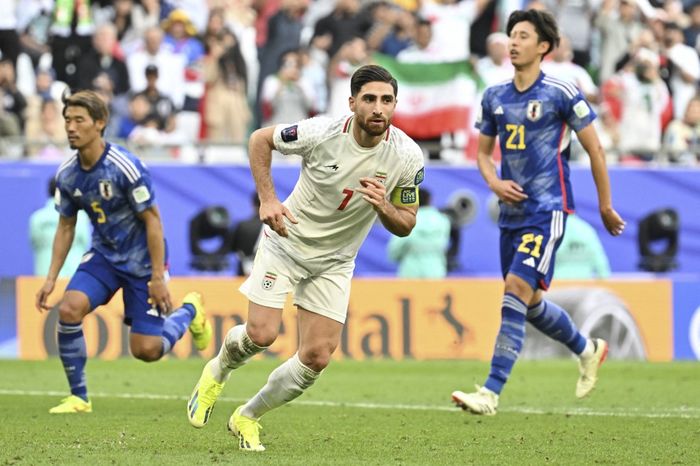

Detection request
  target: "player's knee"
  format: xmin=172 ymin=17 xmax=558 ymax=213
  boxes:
xmin=299 ymin=345 xmax=334 ymax=372
xmin=131 ymin=344 xmax=162 ymax=362
xmin=245 ymin=321 xmax=278 ymax=347
xmin=57 ymin=300 xmax=87 ymax=324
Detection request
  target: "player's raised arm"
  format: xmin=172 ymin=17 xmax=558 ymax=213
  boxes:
xmin=248 ymin=126 xmax=298 ymax=238
xmin=476 ymin=133 xmax=528 ymax=205
xmin=139 ymin=205 xmax=173 ymax=315
xmin=36 ymin=214 xmax=77 ymax=312
xmin=576 ymin=124 xmax=626 ymax=236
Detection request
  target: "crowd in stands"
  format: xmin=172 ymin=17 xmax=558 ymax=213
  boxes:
xmin=1 ymin=0 xmax=700 ymax=164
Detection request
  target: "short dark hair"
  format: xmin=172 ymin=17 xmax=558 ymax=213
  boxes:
xmin=506 ymin=9 xmax=560 ymax=57
xmin=350 ymin=65 xmax=398 ymax=97
xmin=62 ymin=90 xmax=110 ymax=134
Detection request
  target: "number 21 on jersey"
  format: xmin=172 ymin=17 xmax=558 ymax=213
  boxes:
xmin=505 ymin=124 xmax=526 ymax=150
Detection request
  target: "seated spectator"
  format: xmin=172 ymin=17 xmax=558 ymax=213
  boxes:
xmin=118 ymin=93 xmax=152 ymax=140
xmin=663 ymin=95 xmax=700 ymax=164
xmin=0 ymin=58 xmax=27 ymax=132
xmin=77 ymin=23 xmax=130 ymax=97
xmin=542 ymin=35 xmax=598 ymax=103
xmin=134 ymin=65 xmax=177 ymax=133
xmin=327 ymin=37 xmax=369 ymax=117
xmin=24 ymin=97 xmax=67 ymax=157
xmin=396 ymin=17 xmax=440 ymax=63
xmin=476 ymin=32 xmax=513 ymax=88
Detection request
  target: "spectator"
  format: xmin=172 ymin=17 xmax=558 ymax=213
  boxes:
xmin=17 ymin=0 xmax=53 ymax=69
xmin=613 ymin=48 xmax=670 ymax=161
xmin=97 ymin=0 xmax=152 ymax=55
xmin=596 ymin=0 xmax=644 ymax=82
xmin=0 ymin=89 xmax=22 ymax=138
xmin=663 ymin=21 xmax=700 ymax=119
xmin=118 ymin=93 xmax=152 ymax=140
xmin=554 ymin=214 xmax=612 ymax=280
xmin=397 ymin=17 xmax=440 ymax=63
xmin=134 ymin=65 xmax=177 ymax=133
xmin=313 ymin=0 xmax=369 ymax=59
xmin=367 ymin=4 xmax=417 ymax=57
xmin=260 ymin=49 xmax=314 ymax=126
xmin=476 ymin=32 xmax=514 ymax=88
xmin=327 ymin=37 xmax=369 ymax=117
xmin=49 ymin=0 xmax=96 ymax=89
xmin=202 ymin=31 xmax=251 ymax=143
xmin=419 ymin=0 xmax=491 ymax=62
xmin=663 ymin=94 xmax=700 ymax=163
xmin=684 ymin=1 xmax=700 ymax=50
xmin=388 ymin=188 xmax=451 ymax=278
xmin=0 ymin=0 xmax=21 ymax=66
xmin=127 ymin=26 xmax=187 ymax=109
xmin=544 ymin=0 xmax=596 ymax=67
xmin=542 ymin=35 xmax=598 ymax=103
xmin=0 ymin=59 xmax=27 ymax=131
xmin=77 ymin=23 xmax=131 ymax=97
xmin=24 ymin=98 xmax=67 ymax=157
xmin=230 ymin=193 xmax=263 ymax=276
xmin=29 ymin=178 xmax=91 ymax=277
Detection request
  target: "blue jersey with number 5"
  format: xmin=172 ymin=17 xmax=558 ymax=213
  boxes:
xmin=54 ymin=143 xmax=159 ymax=277
xmin=476 ymin=72 xmax=596 ymax=226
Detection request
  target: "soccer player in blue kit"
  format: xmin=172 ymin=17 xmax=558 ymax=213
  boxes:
xmin=35 ymin=90 xmax=212 ymax=414
xmin=452 ymin=10 xmax=626 ymax=415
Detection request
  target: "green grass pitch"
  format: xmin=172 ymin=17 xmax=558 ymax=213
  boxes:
xmin=1 ymin=358 xmax=698 ymax=465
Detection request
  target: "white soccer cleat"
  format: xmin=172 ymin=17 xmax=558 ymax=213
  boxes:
xmin=576 ymin=338 xmax=609 ymax=399
xmin=452 ymin=385 xmax=499 ymax=416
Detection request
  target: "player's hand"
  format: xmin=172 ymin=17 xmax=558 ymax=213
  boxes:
xmin=36 ymin=279 xmax=56 ymax=312
xmin=491 ymin=179 xmax=528 ymax=205
xmin=357 ymin=177 xmax=388 ymax=213
xmin=600 ymin=206 xmax=626 ymax=236
xmin=148 ymin=277 xmax=173 ymax=315
xmin=260 ymin=199 xmax=298 ymax=238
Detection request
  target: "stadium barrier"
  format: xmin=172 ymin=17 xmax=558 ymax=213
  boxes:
xmin=15 ymin=277 xmax=673 ymax=361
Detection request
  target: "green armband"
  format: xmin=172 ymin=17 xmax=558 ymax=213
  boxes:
xmin=390 ymin=186 xmax=419 ymax=206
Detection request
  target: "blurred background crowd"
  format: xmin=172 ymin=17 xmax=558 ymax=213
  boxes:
xmin=2 ymin=0 xmax=700 ymax=165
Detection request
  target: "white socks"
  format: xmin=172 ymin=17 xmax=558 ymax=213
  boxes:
xmin=209 ymin=324 xmax=266 ymax=383
xmin=579 ymin=339 xmax=595 ymax=359
xmin=241 ymin=353 xmax=320 ymax=419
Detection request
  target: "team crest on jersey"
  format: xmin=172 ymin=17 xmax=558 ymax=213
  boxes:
xmin=414 ymin=167 xmax=424 ymax=185
xmin=527 ymin=100 xmax=543 ymax=122
xmin=375 ymin=171 xmax=387 ymax=184
xmin=99 ymin=180 xmax=113 ymax=200
xmin=262 ymin=272 xmax=277 ymax=290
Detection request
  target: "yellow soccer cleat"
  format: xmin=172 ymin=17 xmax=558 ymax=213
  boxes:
xmin=184 ymin=292 xmax=212 ymax=351
xmin=576 ymin=338 xmax=609 ymax=398
xmin=187 ymin=360 xmax=225 ymax=428
xmin=49 ymin=395 xmax=92 ymax=414
xmin=228 ymin=406 xmax=265 ymax=452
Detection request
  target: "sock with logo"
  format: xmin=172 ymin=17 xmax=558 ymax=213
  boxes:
xmin=484 ymin=293 xmax=528 ymax=395
xmin=209 ymin=324 xmax=267 ymax=383
xmin=57 ymin=321 xmax=89 ymax=401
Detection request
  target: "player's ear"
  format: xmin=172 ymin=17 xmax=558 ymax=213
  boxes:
xmin=537 ymin=40 xmax=550 ymax=57
xmin=348 ymin=96 xmax=355 ymax=112
xmin=95 ymin=118 xmax=106 ymax=134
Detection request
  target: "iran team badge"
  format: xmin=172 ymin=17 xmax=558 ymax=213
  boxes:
xmin=262 ymin=272 xmax=277 ymax=290
xmin=526 ymin=100 xmax=543 ymax=122
xmin=375 ymin=171 xmax=387 ymax=184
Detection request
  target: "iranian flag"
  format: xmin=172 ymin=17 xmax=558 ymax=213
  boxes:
xmin=373 ymin=54 xmax=482 ymax=139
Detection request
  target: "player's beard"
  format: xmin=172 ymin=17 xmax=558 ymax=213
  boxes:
xmin=357 ymin=115 xmax=390 ymax=137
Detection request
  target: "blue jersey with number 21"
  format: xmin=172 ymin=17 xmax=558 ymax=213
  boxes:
xmin=54 ymin=143 xmax=158 ymax=277
xmin=476 ymin=72 xmax=596 ymax=227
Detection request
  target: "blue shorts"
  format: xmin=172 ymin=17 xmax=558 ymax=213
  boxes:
xmin=66 ymin=250 xmax=163 ymax=336
xmin=500 ymin=210 xmax=567 ymax=291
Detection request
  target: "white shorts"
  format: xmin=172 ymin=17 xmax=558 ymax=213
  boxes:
xmin=239 ymin=237 xmax=355 ymax=323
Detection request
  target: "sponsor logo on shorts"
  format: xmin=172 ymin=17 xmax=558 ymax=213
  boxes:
xmin=262 ymin=272 xmax=277 ymax=290
xmin=80 ymin=252 xmax=94 ymax=264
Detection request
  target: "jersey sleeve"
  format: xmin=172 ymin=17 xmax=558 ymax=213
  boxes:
xmin=54 ymin=176 xmax=78 ymax=217
xmin=272 ymin=116 xmax=334 ymax=158
xmin=126 ymin=159 xmax=156 ymax=214
xmin=563 ymin=89 xmax=597 ymax=132
xmin=475 ymin=90 xmax=498 ymax=136
xmin=390 ymin=143 xmax=425 ymax=207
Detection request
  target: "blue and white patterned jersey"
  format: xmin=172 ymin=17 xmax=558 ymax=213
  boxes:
xmin=54 ymin=143 xmax=160 ymax=277
xmin=476 ymin=72 xmax=596 ymax=227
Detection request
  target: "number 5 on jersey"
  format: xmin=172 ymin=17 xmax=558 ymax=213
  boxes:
xmin=91 ymin=201 xmax=107 ymax=223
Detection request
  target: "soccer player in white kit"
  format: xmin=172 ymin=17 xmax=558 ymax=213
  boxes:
xmin=186 ymin=65 xmax=425 ymax=451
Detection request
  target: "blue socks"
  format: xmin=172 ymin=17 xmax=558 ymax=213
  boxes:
xmin=160 ymin=303 xmax=196 ymax=355
xmin=484 ymin=293 xmax=528 ymax=395
xmin=527 ymin=300 xmax=587 ymax=355
xmin=57 ymin=321 xmax=88 ymax=401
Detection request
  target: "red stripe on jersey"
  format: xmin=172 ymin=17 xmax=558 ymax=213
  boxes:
xmin=343 ymin=117 xmax=352 ymax=133
xmin=556 ymin=123 xmax=574 ymax=214
xmin=384 ymin=125 xmax=390 ymax=141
